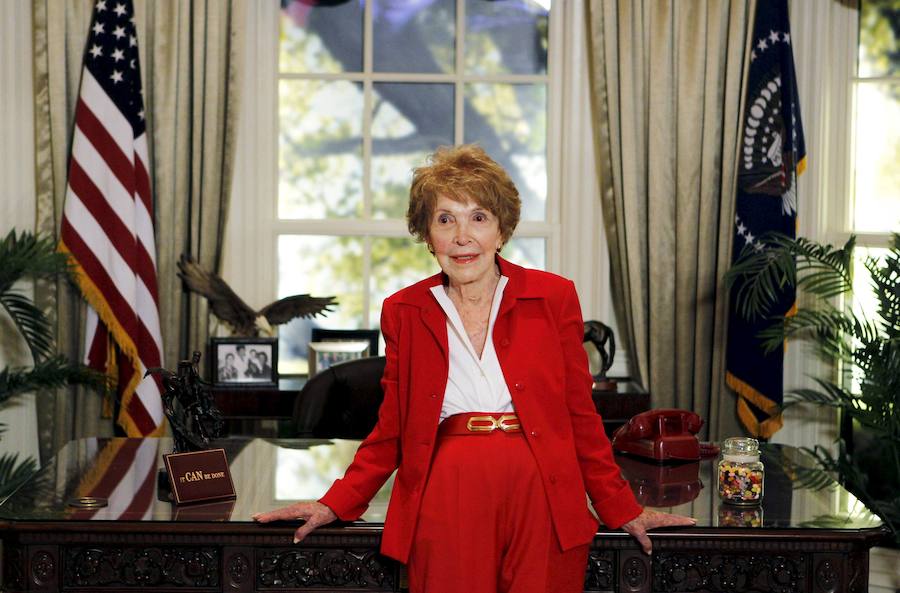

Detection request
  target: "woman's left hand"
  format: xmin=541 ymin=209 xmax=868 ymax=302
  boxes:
xmin=621 ymin=509 xmax=696 ymax=555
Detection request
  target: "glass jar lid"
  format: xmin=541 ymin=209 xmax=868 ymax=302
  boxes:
xmin=721 ymin=437 xmax=760 ymax=462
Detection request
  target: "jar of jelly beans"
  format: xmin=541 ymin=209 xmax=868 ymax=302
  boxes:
xmin=717 ymin=437 xmax=764 ymax=505
xmin=716 ymin=505 xmax=763 ymax=527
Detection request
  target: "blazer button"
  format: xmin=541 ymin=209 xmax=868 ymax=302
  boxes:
xmin=515 ymin=382 xmax=525 ymax=391
xmin=530 ymin=430 xmax=539 ymax=438
xmin=500 ymin=338 xmax=510 ymax=347
xmin=549 ymin=475 xmax=557 ymax=484
xmin=430 ymin=393 xmax=437 ymax=399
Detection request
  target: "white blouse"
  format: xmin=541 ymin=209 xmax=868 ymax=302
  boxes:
xmin=429 ymin=276 xmax=514 ymax=421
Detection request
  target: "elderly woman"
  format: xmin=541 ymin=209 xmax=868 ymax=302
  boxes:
xmin=254 ymin=145 xmax=693 ymax=592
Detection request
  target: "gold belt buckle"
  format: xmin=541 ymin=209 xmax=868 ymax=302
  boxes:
xmin=465 ymin=414 xmax=520 ymax=433
xmin=466 ymin=415 xmax=498 ymax=432
xmin=498 ymin=414 xmax=521 ymax=432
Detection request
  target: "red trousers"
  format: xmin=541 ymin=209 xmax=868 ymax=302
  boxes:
xmin=407 ymin=427 xmax=589 ymax=593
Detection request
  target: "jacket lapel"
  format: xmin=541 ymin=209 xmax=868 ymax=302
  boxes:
xmin=398 ymin=256 xmax=531 ymax=357
xmin=496 ymin=255 xmax=526 ymax=320
xmin=395 ymin=272 xmax=449 ymax=357
xmin=419 ymin=300 xmax=448 ymax=357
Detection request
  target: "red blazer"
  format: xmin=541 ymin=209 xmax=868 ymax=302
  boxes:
xmin=319 ymin=257 xmax=642 ymax=563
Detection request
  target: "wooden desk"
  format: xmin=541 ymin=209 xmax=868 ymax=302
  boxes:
xmin=0 ymin=438 xmax=886 ymax=592
xmin=212 ymin=380 xmax=649 ymax=437
xmin=212 ymin=379 xmax=304 ymax=420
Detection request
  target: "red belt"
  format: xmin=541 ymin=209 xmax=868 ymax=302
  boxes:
xmin=438 ymin=412 xmax=522 ymax=436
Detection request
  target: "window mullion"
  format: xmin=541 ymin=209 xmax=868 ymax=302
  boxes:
xmin=454 ymin=0 xmax=465 ymax=145
xmin=363 ymin=0 xmax=374 ymax=219
xmin=362 ymin=0 xmax=374 ymax=327
xmin=363 ymin=235 xmax=372 ymax=328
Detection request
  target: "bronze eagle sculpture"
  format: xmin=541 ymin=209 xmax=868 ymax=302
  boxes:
xmin=177 ymin=254 xmax=337 ymax=337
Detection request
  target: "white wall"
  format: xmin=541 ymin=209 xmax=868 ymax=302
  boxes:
xmin=0 ymin=0 xmax=40 ymax=466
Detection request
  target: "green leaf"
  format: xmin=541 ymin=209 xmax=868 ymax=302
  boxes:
xmin=725 ymin=233 xmax=900 ymax=543
xmin=0 ymin=229 xmax=71 ymax=292
xmin=0 ymin=291 xmax=54 ymax=361
xmin=0 ymin=453 xmax=37 ymax=501
xmin=0 ymin=229 xmax=74 ymax=361
xmin=0 ymin=357 xmax=110 ymax=405
xmin=725 ymin=233 xmax=855 ymax=321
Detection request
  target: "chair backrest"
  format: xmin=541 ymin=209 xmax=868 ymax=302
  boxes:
xmin=293 ymin=356 xmax=387 ymax=439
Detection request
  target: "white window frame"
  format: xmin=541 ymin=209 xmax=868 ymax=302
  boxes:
xmin=225 ymin=0 xmax=624 ymax=373
xmin=779 ymin=0 xmax=898 ymax=449
xmin=776 ymin=0 xmax=858 ymax=449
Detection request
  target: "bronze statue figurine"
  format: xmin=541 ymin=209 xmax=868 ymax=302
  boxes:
xmin=145 ymin=351 xmax=224 ymax=453
xmin=583 ymin=320 xmax=617 ymax=392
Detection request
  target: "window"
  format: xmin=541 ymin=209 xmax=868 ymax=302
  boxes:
xmin=227 ymin=2 xmax=623 ymax=379
xmin=845 ymin=1 xmax=899 ymax=311
xmin=851 ymin=0 xmax=900 ymax=236
xmin=266 ymin=0 xmax=554 ymax=373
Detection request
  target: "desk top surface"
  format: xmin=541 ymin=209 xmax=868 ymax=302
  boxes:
xmin=0 ymin=437 xmax=883 ymax=534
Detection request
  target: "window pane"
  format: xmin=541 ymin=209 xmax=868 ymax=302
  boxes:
xmin=504 ymin=237 xmax=545 ymax=270
xmin=858 ymin=0 xmax=899 ymax=78
xmin=852 ymin=247 xmax=887 ymax=323
xmin=279 ymin=80 xmax=364 ymax=219
xmin=465 ymin=0 xmax=549 ymax=75
xmin=464 ymin=83 xmax=547 ymax=221
xmin=367 ymin=237 xmax=545 ymax=327
xmin=369 ymin=237 xmax=440 ymax=324
xmin=372 ymin=83 xmax=455 ymax=219
xmin=373 ymin=0 xmax=455 ymax=73
xmin=277 ymin=235 xmax=365 ymax=374
xmin=280 ymin=0 xmax=363 ymax=73
xmin=852 ymin=83 xmax=900 ymax=233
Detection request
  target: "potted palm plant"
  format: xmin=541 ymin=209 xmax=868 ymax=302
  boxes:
xmin=726 ymin=232 xmax=900 ymax=545
xmin=0 ymin=229 xmax=106 ymax=498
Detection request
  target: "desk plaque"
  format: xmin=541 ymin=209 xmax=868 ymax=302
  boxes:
xmin=164 ymin=448 xmax=236 ymax=505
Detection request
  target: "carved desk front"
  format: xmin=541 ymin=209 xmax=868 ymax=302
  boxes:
xmin=0 ymin=438 xmax=886 ymax=593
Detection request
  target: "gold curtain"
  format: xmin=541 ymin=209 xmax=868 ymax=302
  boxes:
xmin=32 ymin=0 xmax=244 ymax=461
xmin=586 ymin=0 xmax=755 ymax=439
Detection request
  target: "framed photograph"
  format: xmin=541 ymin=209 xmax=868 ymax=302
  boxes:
xmin=308 ymin=340 xmax=370 ymax=377
xmin=209 ymin=337 xmax=278 ymax=387
xmin=310 ymin=328 xmax=380 ymax=358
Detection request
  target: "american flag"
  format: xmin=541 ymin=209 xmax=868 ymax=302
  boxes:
xmin=68 ymin=438 xmax=162 ymax=521
xmin=59 ymin=0 xmax=164 ymax=437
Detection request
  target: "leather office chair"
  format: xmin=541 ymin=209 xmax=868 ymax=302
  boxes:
xmin=293 ymin=356 xmax=386 ymax=439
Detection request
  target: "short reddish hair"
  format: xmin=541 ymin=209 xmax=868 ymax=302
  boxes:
xmin=407 ymin=145 xmax=521 ymax=247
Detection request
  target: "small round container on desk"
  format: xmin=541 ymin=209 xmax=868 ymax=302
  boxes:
xmin=717 ymin=437 xmax=764 ymax=506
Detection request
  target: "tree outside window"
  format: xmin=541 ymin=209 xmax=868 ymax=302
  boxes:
xmin=276 ymin=0 xmax=553 ymax=373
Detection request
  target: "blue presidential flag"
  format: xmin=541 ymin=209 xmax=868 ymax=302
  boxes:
xmin=726 ymin=0 xmax=806 ymax=438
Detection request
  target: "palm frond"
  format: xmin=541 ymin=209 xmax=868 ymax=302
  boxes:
xmin=0 ymin=230 xmax=71 ymax=292
xmin=725 ymin=239 xmax=796 ymax=321
xmin=787 ymin=463 xmax=839 ymax=492
xmin=725 ymin=233 xmax=855 ymax=321
xmin=785 ymin=382 xmax=853 ymax=409
xmin=866 ymin=244 xmax=900 ymax=337
xmin=727 ymin=233 xmax=900 ymax=542
xmin=0 ymin=291 xmax=54 ymax=361
xmin=0 ymin=230 xmax=72 ymax=361
xmin=0 ymin=454 xmax=37 ymax=501
xmin=793 ymin=235 xmax=855 ymax=297
xmin=755 ymin=305 xmax=876 ymax=355
xmin=0 ymin=357 xmax=109 ymax=405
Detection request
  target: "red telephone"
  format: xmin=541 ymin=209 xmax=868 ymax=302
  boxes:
xmin=612 ymin=409 xmax=718 ymax=462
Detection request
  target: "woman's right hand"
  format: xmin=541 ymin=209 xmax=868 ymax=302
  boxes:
xmin=252 ymin=501 xmax=338 ymax=543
